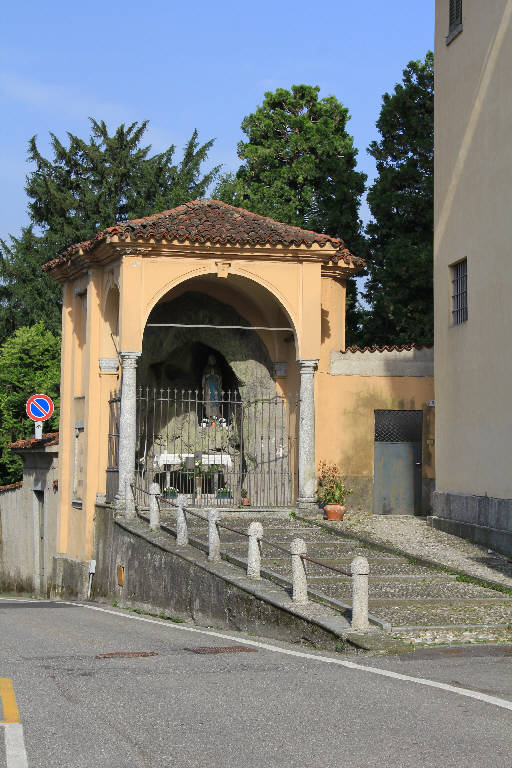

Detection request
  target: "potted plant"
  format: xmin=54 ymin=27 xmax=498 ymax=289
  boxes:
xmin=216 ymin=487 xmax=232 ymax=500
xmin=163 ymin=486 xmax=178 ymax=499
xmin=241 ymin=488 xmax=250 ymax=506
xmin=317 ymin=461 xmax=352 ymax=521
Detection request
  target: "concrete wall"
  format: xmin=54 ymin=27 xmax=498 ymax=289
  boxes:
xmin=0 ymin=448 xmax=59 ymax=594
xmin=91 ymin=504 xmax=348 ymax=648
xmin=434 ymin=0 xmax=512 ymax=503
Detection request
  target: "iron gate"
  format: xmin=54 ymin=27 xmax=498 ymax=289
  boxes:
xmin=107 ymin=388 xmax=297 ymax=508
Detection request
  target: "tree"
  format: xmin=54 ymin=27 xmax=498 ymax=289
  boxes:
xmin=0 ymin=120 xmax=220 ymax=344
xmin=0 ymin=227 xmax=62 ymax=341
xmin=0 ymin=324 xmax=61 ymax=484
xmin=214 ymin=85 xmax=366 ymax=342
xmin=361 ymin=52 xmax=434 ymax=346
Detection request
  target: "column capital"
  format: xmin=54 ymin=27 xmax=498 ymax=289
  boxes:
xmin=119 ymin=351 xmax=141 ymax=366
xmin=296 ymin=359 xmax=319 ymax=374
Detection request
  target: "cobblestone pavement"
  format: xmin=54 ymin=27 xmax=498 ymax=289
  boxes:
xmin=158 ymin=507 xmax=512 ymax=646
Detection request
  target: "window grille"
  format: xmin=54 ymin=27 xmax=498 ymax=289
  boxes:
xmin=374 ymin=410 xmax=423 ymax=443
xmin=449 ymin=0 xmax=462 ymax=33
xmin=451 ymin=259 xmax=468 ymax=325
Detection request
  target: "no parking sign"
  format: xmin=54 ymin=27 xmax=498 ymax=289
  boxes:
xmin=26 ymin=394 xmax=54 ymax=422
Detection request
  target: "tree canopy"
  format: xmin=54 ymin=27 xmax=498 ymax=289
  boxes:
xmin=0 ymin=323 xmax=61 ymax=484
xmin=359 ymin=52 xmax=434 ymax=346
xmin=215 ymin=85 xmax=367 ymax=343
xmin=0 ymin=119 xmax=219 ymax=345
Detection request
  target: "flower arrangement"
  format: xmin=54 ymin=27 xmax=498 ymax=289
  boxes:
xmin=163 ymin=486 xmax=179 ymax=499
xmin=216 ymin=487 xmax=232 ymax=499
xmin=317 ymin=461 xmax=352 ymax=506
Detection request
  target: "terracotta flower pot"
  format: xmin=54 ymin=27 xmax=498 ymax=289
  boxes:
xmin=241 ymin=497 xmax=250 ymax=506
xmin=324 ymin=504 xmax=346 ymax=521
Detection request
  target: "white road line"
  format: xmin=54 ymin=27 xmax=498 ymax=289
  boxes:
xmin=63 ymin=601 xmax=512 ymax=713
xmin=2 ymin=724 xmax=28 ymax=768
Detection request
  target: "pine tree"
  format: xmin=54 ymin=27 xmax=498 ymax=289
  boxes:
xmin=0 ymin=120 xmax=219 ymax=345
xmin=361 ymin=52 xmax=434 ymax=346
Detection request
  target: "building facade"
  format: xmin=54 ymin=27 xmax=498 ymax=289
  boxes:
xmin=2 ymin=200 xmax=434 ymax=595
xmin=433 ymin=0 xmax=512 ymax=551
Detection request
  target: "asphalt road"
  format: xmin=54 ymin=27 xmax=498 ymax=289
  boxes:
xmin=1 ymin=597 xmax=511 ymax=768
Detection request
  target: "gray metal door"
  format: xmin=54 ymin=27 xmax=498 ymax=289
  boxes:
xmin=373 ymin=410 xmax=422 ymax=515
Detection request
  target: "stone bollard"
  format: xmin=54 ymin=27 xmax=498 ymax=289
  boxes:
xmin=176 ymin=495 xmax=189 ymax=546
xmin=351 ymin=556 xmax=370 ymax=631
xmin=149 ymin=482 xmax=160 ymax=531
xmin=208 ymin=508 xmax=221 ymax=562
xmin=290 ymin=538 xmax=308 ymax=604
xmin=125 ymin=475 xmax=136 ymax=519
xmin=247 ymin=522 xmax=263 ymax=579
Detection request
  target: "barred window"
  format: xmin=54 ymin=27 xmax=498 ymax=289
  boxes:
xmin=449 ymin=0 xmax=462 ymax=33
xmin=451 ymin=259 xmax=468 ymax=325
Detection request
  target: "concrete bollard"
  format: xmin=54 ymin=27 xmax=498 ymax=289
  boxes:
xmin=247 ymin=522 xmax=263 ymax=579
xmin=125 ymin=475 xmax=136 ymax=519
xmin=208 ymin=508 xmax=221 ymax=562
xmin=176 ymin=495 xmax=189 ymax=546
xmin=149 ymin=482 xmax=160 ymax=531
xmin=351 ymin=556 xmax=370 ymax=631
xmin=290 ymin=538 xmax=308 ymax=604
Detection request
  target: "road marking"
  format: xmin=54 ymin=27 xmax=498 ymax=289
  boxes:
xmin=3 ymin=724 xmax=28 ymax=768
xmin=0 ymin=680 xmax=28 ymax=767
xmin=66 ymin=601 xmax=512 ymax=713
xmin=0 ymin=679 xmax=20 ymax=723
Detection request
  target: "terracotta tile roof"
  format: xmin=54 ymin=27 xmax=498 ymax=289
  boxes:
xmin=343 ymin=343 xmax=433 ymax=353
xmin=42 ymin=199 xmax=361 ymax=272
xmin=9 ymin=432 xmax=59 ymax=450
xmin=0 ymin=481 xmax=23 ymax=492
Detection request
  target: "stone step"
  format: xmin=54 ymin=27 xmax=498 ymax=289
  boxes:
xmin=306 ymin=576 xmax=509 ymax=602
xmin=362 ymin=600 xmax=512 ymax=628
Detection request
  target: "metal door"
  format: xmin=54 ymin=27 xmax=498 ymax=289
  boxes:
xmin=373 ymin=410 xmax=422 ymax=515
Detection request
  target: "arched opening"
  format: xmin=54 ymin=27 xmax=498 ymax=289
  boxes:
xmin=134 ymin=275 xmax=298 ymax=507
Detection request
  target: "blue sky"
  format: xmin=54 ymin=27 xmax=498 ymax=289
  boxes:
xmin=0 ymin=1 xmax=434 ymax=243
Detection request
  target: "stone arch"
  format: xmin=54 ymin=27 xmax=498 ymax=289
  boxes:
xmin=139 ymin=291 xmax=276 ymax=397
xmin=142 ymin=267 xmax=300 ymax=357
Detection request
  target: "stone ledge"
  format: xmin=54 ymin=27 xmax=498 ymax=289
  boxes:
xmin=428 ymin=516 xmax=512 ymax=558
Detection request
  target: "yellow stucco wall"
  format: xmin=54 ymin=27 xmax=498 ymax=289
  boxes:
xmin=54 ymin=237 xmax=434 ymax=559
xmin=434 ymin=0 xmax=512 ymax=498
xmin=316 ymin=373 xmax=435 ymax=480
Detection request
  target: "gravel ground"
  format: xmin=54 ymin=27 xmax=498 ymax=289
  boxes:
xmin=330 ymin=513 xmax=512 ymax=587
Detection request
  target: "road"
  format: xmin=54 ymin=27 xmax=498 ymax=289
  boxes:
xmin=1 ymin=597 xmax=511 ymax=767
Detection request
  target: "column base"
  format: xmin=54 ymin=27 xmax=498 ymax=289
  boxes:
xmin=296 ymin=496 xmax=319 ymax=511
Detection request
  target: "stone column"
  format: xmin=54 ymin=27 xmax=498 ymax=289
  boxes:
xmin=116 ymin=351 xmax=141 ymax=510
xmin=297 ymin=359 xmax=319 ymax=509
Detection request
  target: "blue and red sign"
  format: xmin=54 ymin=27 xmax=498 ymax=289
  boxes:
xmin=26 ymin=394 xmax=54 ymax=422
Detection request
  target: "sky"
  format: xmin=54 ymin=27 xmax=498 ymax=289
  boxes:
xmin=0 ymin=1 xmax=434 ymax=244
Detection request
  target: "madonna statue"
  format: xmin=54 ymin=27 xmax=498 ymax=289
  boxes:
xmin=202 ymin=355 xmax=222 ymax=419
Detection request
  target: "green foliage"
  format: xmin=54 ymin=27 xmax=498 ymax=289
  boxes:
xmin=214 ymin=85 xmax=366 ymax=342
xmin=0 ymin=119 xmax=219 ymax=347
xmin=317 ymin=461 xmax=352 ymax=506
xmin=360 ymin=52 xmax=434 ymax=346
xmin=0 ymin=324 xmax=61 ymax=484
xmin=26 ymin=119 xmax=220 ymax=252
xmin=0 ymin=227 xmax=62 ymax=341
